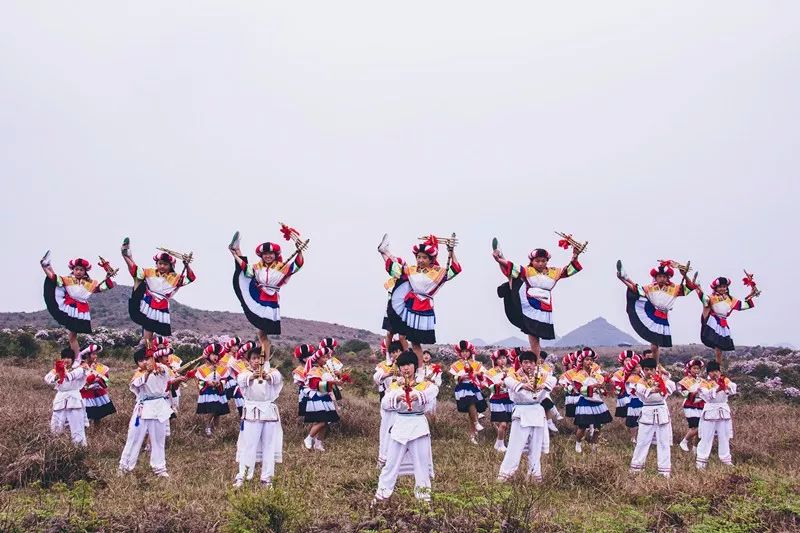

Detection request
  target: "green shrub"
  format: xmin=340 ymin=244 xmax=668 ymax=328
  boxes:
xmin=341 ymin=339 xmax=370 ymax=353
xmin=225 ymin=488 xmax=308 ymax=533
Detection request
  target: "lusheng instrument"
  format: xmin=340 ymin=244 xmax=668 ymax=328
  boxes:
xmin=743 ymin=269 xmax=762 ymax=297
xmin=278 ymin=222 xmax=310 ymax=265
xmin=98 ymin=256 xmax=119 ymax=277
xmin=403 ymin=375 xmax=414 ymax=410
xmin=657 ymin=259 xmax=692 ymax=274
xmin=175 ymin=355 xmax=205 ymax=376
xmin=157 ymin=247 xmax=193 ymax=264
xmin=418 ymin=233 xmax=459 ymax=249
xmin=555 ymin=232 xmax=588 ymax=254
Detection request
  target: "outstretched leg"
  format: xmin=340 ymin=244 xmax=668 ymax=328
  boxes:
xmin=411 ymin=342 xmax=424 ymax=367
xmin=257 ymin=331 xmax=272 ymax=359
xmin=67 ymin=331 xmax=80 ymax=359
xmin=715 ymin=348 xmax=723 ymax=366
xmin=527 ymin=335 xmax=541 ymax=357
xmin=651 ymin=344 xmax=660 ymax=366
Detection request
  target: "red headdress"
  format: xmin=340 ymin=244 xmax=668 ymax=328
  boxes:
xmin=225 ymin=337 xmax=243 ymax=351
xmin=237 ymin=341 xmax=256 ymax=359
xmin=294 ymin=344 xmax=316 ymax=363
xmin=255 ymin=242 xmax=283 ymax=262
xmin=153 ymin=252 xmax=177 ymax=266
xmin=454 ymin=340 xmax=475 ymax=356
xmin=623 ymin=354 xmax=641 ymax=376
xmin=153 ymin=346 xmax=174 ymax=359
xmin=68 ymin=258 xmax=92 ymax=271
xmin=528 ymin=248 xmax=551 ymax=261
xmin=319 ymin=338 xmax=338 ymax=352
xmin=711 ymin=277 xmax=730 ymax=290
xmin=684 ymin=358 xmax=704 ymax=376
xmin=203 ymin=343 xmax=225 ymax=359
xmin=650 ymin=260 xmax=675 ymax=279
xmin=306 ymin=346 xmax=333 ymax=373
xmin=617 ymin=349 xmax=637 ymax=365
xmin=491 ymin=348 xmax=510 ymax=363
xmin=413 ymin=235 xmax=439 ymax=263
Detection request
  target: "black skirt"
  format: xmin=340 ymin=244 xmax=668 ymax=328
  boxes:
xmin=497 ymin=278 xmax=555 ymax=340
xmin=232 ymin=256 xmax=281 ymax=334
xmin=43 ymin=277 xmax=93 ymax=334
xmin=128 ymin=283 xmax=171 ymax=336
xmin=700 ymin=317 xmax=735 ymax=351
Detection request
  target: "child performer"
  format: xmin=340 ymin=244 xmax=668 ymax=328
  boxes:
xmin=492 ymin=239 xmax=583 ymax=356
xmin=497 ymin=350 xmax=558 ymax=483
xmin=293 ymin=344 xmax=316 ymax=418
xmin=677 ymin=358 xmax=705 ymax=452
xmin=233 ymin=345 xmax=283 ymax=488
xmin=572 ymin=348 xmax=612 ymax=453
xmin=45 ymin=348 xmax=88 ymax=446
xmin=320 ymin=338 xmax=345 ymax=402
xmin=617 ymin=259 xmax=691 ymax=365
xmin=558 ymin=352 xmax=579 ymax=420
xmin=229 ymin=227 xmax=305 ymax=357
xmin=374 ymin=340 xmax=403 ymax=468
xmin=696 ymin=361 xmax=737 ymax=469
xmin=623 ymin=355 xmax=644 ymax=444
xmin=418 ymin=350 xmax=443 ymax=415
xmin=486 ymin=349 xmax=513 ymax=452
xmin=691 ymin=276 xmax=759 ymax=365
xmin=80 ymin=344 xmax=116 ymax=426
xmin=612 ymin=350 xmax=635 ymax=421
xmin=121 ymin=239 xmax=196 ymax=344
xmin=379 ymin=234 xmax=462 ymax=365
xmin=118 ymin=348 xmax=149 ymax=474
xmin=223 ymin=338 xmax=249 ymax=417
xmin=537 ymin=351 xmax=563 ymax=432
xmin=629 ymin=358 xmax=676 ymax=477
xmin=303 ymin=347 xmax=346 ymax=452
xmin=374 ymin=350 xmax=439 ymax=503
xmin=41 ymin=252 xmax=116 ymax=355
xmin=449 ymin=341 xmax=488 ymax=444
xmin=194 ymin=343 xmax=231 ymax=437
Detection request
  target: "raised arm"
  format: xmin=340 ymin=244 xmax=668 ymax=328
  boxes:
xmin=179 ymin=261 xmax=196 ymax=286
xmin=445 ymin=250 xmax=462 ymax=281
xmin=121 ymin=241 xmax=143 ymax=280
xmin=557 ymin=250 xmax=583 ymax=281
xmin=492 ymin=249 xmax=521 ymax=279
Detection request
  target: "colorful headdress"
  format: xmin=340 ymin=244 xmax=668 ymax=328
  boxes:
xmin=255 ymin=242 xmax=282 ymax=262
xmin=454 ymin=340 xmax=475 ymax=356
xmin=293 ymin=344 xmax=316 ymax=362
xmin=413 ymin=235 xmax=439 ymax=259
xmin=237 ymin=341 xmax=256 ymax=359
xmin=711 ymin=277 xmax=730 ymax=290
xmin=203 ymin=343 xmax=225 ymax=359
xmin=650 ymin=260 xmax=675 ymax=279
xmin=153 ymin=346 xmax=174 ymax=359
xmin=562 ymin=352 xmax=575 ymax=369
xmin=306 ymin=346 xmax=333 ymax=373
xmin=491 ymin=348 xmax=510 ymax=363
xmin=684 ymin=358 xmax=704 ymax=376
xmin=623 ymin=354 xmax=641 ymax=374
xmin=579 ymin=347 xmax=596 ymax=361
xmin=618 ymin=349 xmax=637 ymax=364
xmin=153 ymin=252 xmax=177 ymax=265
xmin=68 ymin=258 xmax=92 ymax=271
xmin=152 ymin=336 xmax=171 ymax=349
xmin=528 ymin=248 xmax=551 ymax=261
xmin=319 ymin=338 xmax=338 ymax=352
xmin=225 ymin=337 xmax=243 ymax=351
xmin=83 ymin=344 xmax=102 ymax=355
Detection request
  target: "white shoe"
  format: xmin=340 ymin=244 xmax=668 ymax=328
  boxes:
xmin=233 ymin=477 xmax=244 ymax=488
xmin=469 ymin=436 xmax=479 ymax=445
xmin=679 ymin=440 xmax=689 ymax=452
xmin=575 ymin=441 xmax=583 ymax=454
xmin=547 ymin=419 xmax=559 ymax=433
xmin=478 ymin=413 xmax=486 ymax=420
xmin=313 ymin=438 xmax=326 ymax=452
xmin=475 ymin=422 xmax=484 ymax=432
xmin=376 ymin=458 xmax=386 ymax=470
xmin=303 ymin=435 xmax=313 ymax=450
xmin=555 ymin=413 xmax=564 ymax=421
xmin=260 ymin=478 xmax=273 ymax=488
xmin=155 ymin=471 xmax=169 ymax=478
xmin=497 ymin=444 xmax=507 ymax=453
xmin=204 ymin=427 xmax=212 ymax=438
xmin=377 ymin=233 xmax=390 ymax=253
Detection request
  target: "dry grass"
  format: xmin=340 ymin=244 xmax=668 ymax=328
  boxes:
xmin=1 ymin=357 xmax=799 ymax=532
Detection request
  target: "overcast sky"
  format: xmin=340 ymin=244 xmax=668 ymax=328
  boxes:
xmin=2 ymin=3 xmax=798 ymax=346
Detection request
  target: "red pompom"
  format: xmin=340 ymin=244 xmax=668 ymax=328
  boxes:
xmin=431 ymin=363 xmax=442 ymax=374
xmin=742 ymin=277 xmax=756 ymax=287
xmin=280 ymin=224 xmax=298 ymax=241
xmin=558 ymin=239 xmax=570 ymax=249
xmin=340 ymin=373 xmax=352 ymax=384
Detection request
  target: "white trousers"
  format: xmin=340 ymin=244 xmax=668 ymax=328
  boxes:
xmin=498 ymin=420 xmax=544 ymax=481
xmin=378 ymin=409 xmax=393 ymax=463
xmin=237 ymin=420 xmax=278 ymax=481
xmin=118 ymin=418 xmax=167 ymax=474
xmin=630 ymin=422 xmax=672 ymax=476
xmin=696 ymin=418 xmax=733 ymax=468
xmin=51 ymin=408 xmax=87 ymax=446
xmin=376 ymin=435 xmax=432 ymax=501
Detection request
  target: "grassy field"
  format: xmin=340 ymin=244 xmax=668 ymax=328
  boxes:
xmin=1 ymin=354 xmax=799 ymax=532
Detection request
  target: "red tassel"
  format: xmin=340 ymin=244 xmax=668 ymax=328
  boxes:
xmin=340 ymin=372 xmax=352 ymax=384
xmin=431 ymin=363 xmax=442 ymax=374
xmin=280 ymin=224 xmax=298 ymax=241
xmin=659 ymin=259 xmax=672 ymax=268
xmin=558 ymin=239 xmax=570 ymax=249
xmin=742 ymin=277 xmax=756 ymax=287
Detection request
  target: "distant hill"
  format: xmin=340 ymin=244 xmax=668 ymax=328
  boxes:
xmin=0 ymin=284 xmax=379 ymax=344
xmin=470 ymin=338 xmax=488 ymax=347
xmin=492 ymin=336 xmax=529 ymax=348
xmin=553 ymin=317 xmax=637 ymax=348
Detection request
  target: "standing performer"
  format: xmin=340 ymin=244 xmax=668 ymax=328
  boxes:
xmin=80 ymin=344 xmax=116 ymax=426
xmin=572 ymin=348 xmax=612 ymax=453
xmin=492 ymin=235 xmax=584 ymax=356
xmin=678 ymin=358 xmax=705 ymax=453
xmin=629 ymin=358 xmax=676 ymax=477
xmin=117 ymin=348 xmax=178 ymax=477
xmin=558 ymin=352 xmax=579 ymax=420
xmin=696 ymin=361 xmax=737 ymax=469
xmin=293 ymin=344 xmax=316 ymax=418
xmin=233 ymin=346 xmax=283 ymax=488
xmin=320 ymin=338 xmax=345 ymax=402
xmin=379 ymin=234 xmax=462 ymax=364
xmin=691 ymin=275 xmax=759 ymax=365
xmin=374 ymin=340 xmax=403 ymax=468
xmin=303 ymin=347 xmax=345 ymax=452
xmin=623 ymin=355 xmax=644 ymax=444
xmin=486 ymin=349 xmax=513 ymax=452
xmin=118 ymin=348 xmax=148 ymax=474
xmin=537 ymin=351 xmax=563 ymax=432
xmin=228 ymin=224 xmax=307 ymax=357
xmin=121 ymin=239 xmax=196 ymax=344
xmin=194 ymin=343 xmax=231 ymax=437
xmin=497 ymin=350 xmax=558 ymax=483
xmin=41 ymin=252 xmax=116 ymax=356
xmin=449 ymin=341 xmax=488 ymax=444
xmin=612 ymin=350 xmax=636 ymax=421
xmin=418 ymin=350 xmax=443 ymax=415
xmin=45 ymin=348 xmax=89 ymax=446
xmin=617 ymin=259 xmax=691 ymax=365
xmin=223 ymin=338 xmax=249 ymax=417
xmin=374 ymin=350 xmax=439 ymax=503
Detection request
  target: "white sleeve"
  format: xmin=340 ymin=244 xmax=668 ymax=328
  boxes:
xmin=237 ymin=370 xmax=253 ymax=388
xmin=664 ymin=379 xmax=677 ymax=396
xmin=381 ymin=388 xmax=399 ymax=411
xmin=44 ymin=370 xmax=57 ymax=385
xmin=65 ymin=367 xmax=87 ymax=382
xmin=727 ymin=381 xmax=738 ymax=395
xmin=373 ymin=367 xmax=385 ymax=386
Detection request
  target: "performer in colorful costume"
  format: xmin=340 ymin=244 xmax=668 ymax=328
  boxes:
xmin=449 ymin=341 xmax=488 ymax=444
xmin=623 ymin=355 xmax=644 ymax=443
xmin=617 ymin=259 xmax=691 ymax=364
xmin=41 ymin=252 xmax=116 ymax=355
xmin=79 ymin=343 xmax=116 ymax=425
xmin=374 ymin=340 xmax=403 ymax=468
xmin=497 ymin=350 xmax=557 ymax=483
xmin=303 ymin=346 xmax=346 ymax=452
xmin=228 ymin=225 xmax=306 ymax=357
xmin=194 ymin=343 xmax=231 ymax=437
xmin=628 ymin=358 xmax=676 ymax=477
xmin=696 ymin=361 xmax=737 ymax=469
xmin=45 ymin=348 xmax=88 ymax=446
xmin=292 ymin=344 xmax=315 ymax=417
xmin=558 ymin=352 xmax=579 ymax=419
xmin=121 ymin=239 xmax=195 ymax=344
xmin=492 ymin=237 xmax=583 ymax=357
xmin=374 ymin=350 xmax=439 ymax=503
xmin=486 ymin=349 xmax=513 ymax=452
xmin=379 ymin=234 xmax=461 ymax=364
xmin=572 ymin=348 xmax=612 ymax=453
xmin=417 ymin=349 xmax=442 ymax=415
xmin=677 ymin=358 xmax=705 ymax=452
